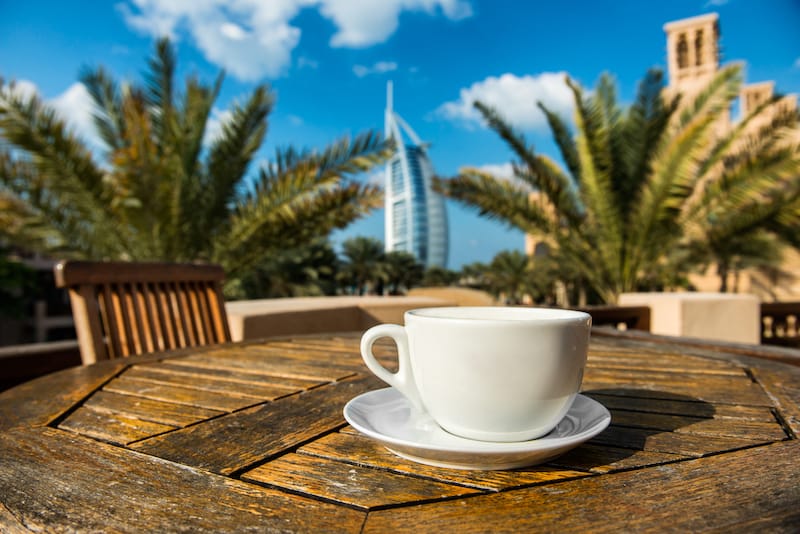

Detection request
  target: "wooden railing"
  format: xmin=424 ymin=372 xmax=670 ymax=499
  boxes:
xmin=576 ymin=305 xmax=651 ymax=332
xmin=761 ymin=302 xmax=800 ymax=348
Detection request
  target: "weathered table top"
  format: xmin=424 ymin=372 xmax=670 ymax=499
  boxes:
xmin=1 ymin=331 xmax=799 ymax=532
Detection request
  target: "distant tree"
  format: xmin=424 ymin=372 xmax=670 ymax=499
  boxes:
xmin=384 ymin=250 xmax=424 ymax=295
xmin=338 ymin=237 xmax=387 ymax=295
xmin=437 ymin=66 xmax=800 ymax=303
xmin=421 ymin=266 xmax=460 ymax=287
xmin=233 ymin=239 xmax=339 ymax=299
xmin=0 ymin=38 xmax=390 ymax=295
xmin=482 ymin=250 xmax=534 ymax=305
xmin=690 ymin=230 xmax=783 ymax=293
xmin=459 ymin=261 xmax=491 ymax=288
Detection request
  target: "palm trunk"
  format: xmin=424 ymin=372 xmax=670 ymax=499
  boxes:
xmin=718 ymin=262 xmax=729 ymax=293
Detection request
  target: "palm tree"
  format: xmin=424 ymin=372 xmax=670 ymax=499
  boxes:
xmin=337 ymin=236 xmax=387 ymax=295
xmin=437 ymin=66 xmax=800 ymax=303
xmin=421 ymin=266 xmax=460 ymax=287
xmin=234 ymin=239 xmax=340 ymax=299
xmin=0 ymin=38 xmax=391 ymax=294
xmin=484 ymin=250 xmax=535 ymax=305
xmin=383 ymin=250 xmax=424 ymax=295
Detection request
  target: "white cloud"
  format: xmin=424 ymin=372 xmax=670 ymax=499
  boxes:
xmin=2 ymin=80 xmax=104 ymax=150
xmin=219 ymin=22 xmax=250 ymax=41
xmin=320 ymin=0 xmax=471 ymax=48
xmin=794 ymin=57 xmax=800 ymax=69
xmin=436 ymin=72 xmax=574 ymax=131
xmin=297 ymin=56 xmax=319 ymax=69
xmin=116 ymin=0 xmax=472 ymax=80
xmin=704 ymin=0 xmax=729 ymax=6
xmin=471 ymin=162 xmax=531 ymax=189
xmin=204 ymin=107 xmax=232 ymax=145
xmin=353 ymin=61 xmax=398 ymax=77
xmin=475 ymin=163 xmax=514 ymax=180
xmin=51 ymin=83 xmax=104 ymax=149
xmin=2 ymin=79 xmax=39 ymax=101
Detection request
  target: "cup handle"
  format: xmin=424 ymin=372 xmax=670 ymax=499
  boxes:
xmin=360 ymin=324 xmax=425 ymax=412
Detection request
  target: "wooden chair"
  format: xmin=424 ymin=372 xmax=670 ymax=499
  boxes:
xmin=54 ymin=260 xmax=231 ymax=364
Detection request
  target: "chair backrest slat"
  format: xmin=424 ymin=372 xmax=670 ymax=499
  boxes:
xmin=55 ymin=260 xmax=231 ymax=364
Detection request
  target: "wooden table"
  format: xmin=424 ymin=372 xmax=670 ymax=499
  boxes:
xmin=1 ymin=331 xmax=799 ymax=532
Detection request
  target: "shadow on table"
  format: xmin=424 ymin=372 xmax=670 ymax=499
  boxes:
xmin=542 ymin=387 xmax=716 ymax=471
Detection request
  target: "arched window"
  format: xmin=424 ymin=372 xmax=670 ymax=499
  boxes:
xmin=677 ymin=34 xmax=688 ymax=69
xmin=695 ymin=30 xmax=704 ymax=66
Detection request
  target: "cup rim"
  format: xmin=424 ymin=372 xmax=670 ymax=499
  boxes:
xmin=405 ymin=306 xmax=591 ymax=324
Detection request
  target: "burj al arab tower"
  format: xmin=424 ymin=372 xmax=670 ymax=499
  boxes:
xmin=383 ymin=82 xmax=449 ymax=268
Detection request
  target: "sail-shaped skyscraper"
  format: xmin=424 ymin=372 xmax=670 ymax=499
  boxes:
xmin=384 ymin=82 xmax=448 ymax=268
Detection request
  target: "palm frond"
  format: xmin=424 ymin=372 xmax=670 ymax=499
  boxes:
xmin=80 ymin=66 xmax=125 ymax=153
xmin=220 ymin=131 xmax=389 ymax=276
xmin=473 ymin=101 xmax=582 ymax=223
xmin=537 ymin=100 xmax=580 ymax=179
xmin=567 ymin=76 xmax=624 ymax=283
xmin=436 ymin=168 xmax=555 ymax=236
xmin=626 ymin=66 xmax=742 ymax=277
xmin=202 ymin=83 xmax=272 ymax=235
xmin=145 ymin=37 xmax=176 ymax=145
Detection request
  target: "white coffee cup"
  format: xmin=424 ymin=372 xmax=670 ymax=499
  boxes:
xmin=360 ymin=306 xmax=591 ymax=442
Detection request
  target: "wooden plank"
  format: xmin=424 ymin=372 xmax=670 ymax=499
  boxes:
xmin=749 ymin=366 xmax=800 ymax=437
xmin=0 ymin=426 xmax=364 ymax=532
xmin=83 ymin=390 xmax=224 ymax=427
xmin=187 ymin=284 xmax=207 ymax=345
xmin=67 ymin=285 xmax=106 ymax=364
xmin=0 ymin=359 xmax=127 ymax=431
xmin=142 ymin=360 xmax=324 ymax=390
xmin=363 ymin=441 xmax=800 ymax=533
xmin=587 ymin=350 xmax=745 ymax=374
xmin=206 ymin=280 xmax=231 ymax=342
xmin=580 ymin=377 xmax=773 ymax=407
xmin=297 ymin=431 xmax=591 ymax=491
xmin=340 ymin=426 xmax=690 ymax=477
xmin=173 ymin=282 xmax=197 ymax=347
xmin=242 ymin=453 xmax=483 ymax=510
xmin=133 ymin=283 xmax=156 ymax=353
xmin=269 ymin=339 xmax=362 ymax=354
xmin=607 ymin=409 xmax=787 ymax=441
xmin=129 ymin=376 xmax=382 ymax=475
xmin=167 ymin=283 xmax=187 ymax=348
xmin=155 ymin=283 xmax=177 ymax=350
xmin=586 ymin=393 xmax=776 ymax=421
xmin=142 ymin=283 xmax=164 ymax=351
xmin=104 ymin=376 xmax=263 ymax=412
xmin=179 ymin=350 xmax=358 ymax=382
xmin=589 ymin=424 xmax=773 ymax=457
xmin=58 ymin=406 xmax=176 ymax=445
xmin=548 ymin=443 xmax=691 ymax=474
xmin=111 ymin=283 xmax=134 ymax=357
xmin=121 ymin=365 xmax=298 ymax=400
xmin=122 ymin=284 xmax=144 ymax=355
xmin=100 ymin=284 xmax=122 ymax=359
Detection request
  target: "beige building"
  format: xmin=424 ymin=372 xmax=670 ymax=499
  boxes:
xmin=524 ymin=13 xmax=799 ymax=302
xmin=663 ymin=13 xmax=800 ymax=301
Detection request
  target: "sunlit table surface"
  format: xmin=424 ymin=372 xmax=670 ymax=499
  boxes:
xmin=1 ymin=330 xmax=798 ymax=532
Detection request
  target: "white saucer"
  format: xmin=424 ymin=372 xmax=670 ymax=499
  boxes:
xmin=343 ymin=388 xmax=610 ymax=470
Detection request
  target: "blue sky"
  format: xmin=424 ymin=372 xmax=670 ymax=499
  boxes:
xmin=2 ymin=0 xmax=799 ymax=269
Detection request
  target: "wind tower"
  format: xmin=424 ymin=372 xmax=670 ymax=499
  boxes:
xmin=664 ymin=12 xmax=730 ymax=132
xmin=664 ymin=13 xmax=720 ymax=95
xmin=383 ymin=81 xmax=449 ymax=268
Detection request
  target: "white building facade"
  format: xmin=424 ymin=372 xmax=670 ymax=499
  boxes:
xmin=383 ymin=82 xmax=448 ymax=268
